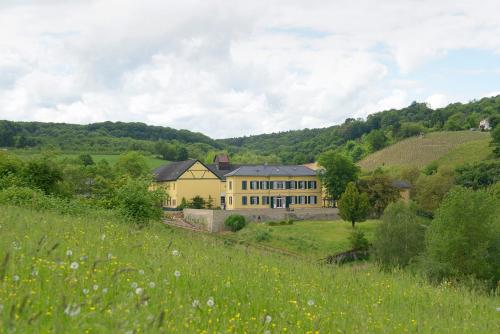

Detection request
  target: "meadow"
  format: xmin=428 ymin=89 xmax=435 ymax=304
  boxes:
xmin=221 ymin=220 xmax=378 ymax=259
xmin=358 ymin=131 xmax=491 ymax=171
xmin=1 ymin=206 xmax=499 ymax=333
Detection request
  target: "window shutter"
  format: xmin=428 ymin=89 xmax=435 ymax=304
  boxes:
xmin=242 ymin=196 xmax=247 ymax=205
xmin=242 ymin=181 xmax=247 ymax=190
xmin=257 ymin=196 xmax=260 ymax=205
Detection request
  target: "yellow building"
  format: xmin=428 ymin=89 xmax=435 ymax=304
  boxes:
xmin=224 ymin=165 xmax=322 ymax=210
xmin=153 ymin=155 xmax=322 ymax=210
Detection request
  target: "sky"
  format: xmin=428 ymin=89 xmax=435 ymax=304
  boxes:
xmin=1 ymin=0 xmax=500 ymax=138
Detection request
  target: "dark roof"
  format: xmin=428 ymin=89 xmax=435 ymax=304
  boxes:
xmin=224 ymin=165 xmax=317 ymax=177
xmin=214 ymin=154 xmax=229 ymax=163
xmin=206 ymin=163 xmax=240 ymax=180
xmin=392 ymin=180 xmax=412 ymax=189
xmin=154 ymin=159 xmax=197 ymax=181
xmin=154 ymin=160 xmax=240 ymax=181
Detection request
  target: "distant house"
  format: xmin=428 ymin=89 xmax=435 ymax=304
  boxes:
xmin=479 ymin=119 xmax=491 ymax=131
xmin=392 ymin=180 xmax=412 ymax=202
xmin=153 ymin=155 xmax=322 ymax=210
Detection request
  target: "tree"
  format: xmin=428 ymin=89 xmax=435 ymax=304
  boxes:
xmin=189 ymin=196 xmax=206 ymax=209
xmin=318 ymin=151 xmax=359 ymax=204
xmin=115 ymin=178 xmax=165 ymax=225
xmin=115 ymin=152 xmax=149 ymax=178
xmin=424 ymin=187 xmax=500 ymax=287
xmin=357 ymin=172 xmax=400 ymax=217
xmin=365 ymin=130 xmax=388 ymax=152
xmin=373 ymin=201 xmax=425 ymax=269
xmin=491 ymin=125 xmax=500 ymax=158
xmin=455 ymin=161 xmax=500 ymax=189
xmin=21 ymin=155 xmax=63 ymax=194
xmin=206 ymin=195 xmax=214 ymax=209
xmin=414 ymin=168 xmax=455 ymax=214
xmin=338 ymin=182 xmax=370 ymax=228
xmin=78 ymin=154 xmax=95 ymax=166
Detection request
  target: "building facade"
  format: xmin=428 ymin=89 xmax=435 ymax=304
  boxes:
xmin=153 ymin=156 xmax=322 ymax=210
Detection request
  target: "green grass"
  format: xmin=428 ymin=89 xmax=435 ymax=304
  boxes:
xmin=222 ymin=220 xmax=378 ymax=259
xmin=436 ymin=138 xmax=494 ymax=168
xmin=1 ymin=206 xmax=498 ymax=333
xmin=358 ymin=131 xmax=491 ymax=171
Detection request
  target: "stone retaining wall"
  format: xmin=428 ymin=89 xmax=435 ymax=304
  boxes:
xmin=183 ymin=208 xmax=340 ymax=233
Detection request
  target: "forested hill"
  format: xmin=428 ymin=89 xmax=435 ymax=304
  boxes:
xmin=0 ymin=120 xmax=221 ymax=152
xmin=219 ymin=95 xmax=500 ymax=163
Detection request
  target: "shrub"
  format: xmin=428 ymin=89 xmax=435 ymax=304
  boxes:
xmin=189 ymin=196 xmax=206 ymax=209
xmin=224 ymin=214 xmax=247 ymax=232
xmin=0 ymin=186 xmax=43 ymax=206
xmin=338 ymin=182 xmax=370 ymax=228
xmin=267 ymin=219 xmax=294 ymax=226
xmin=115 ymin=178 xmax=165 ymax=225
xmin=255 ymin=230 xmax=272 ymax=242
xmin=373 ymin=201 xmax=425 ymax=270
xmin=423 ymin=187 xmax=500 ymax=288
xmin=348 ymin=229 xmax=369 ymax=250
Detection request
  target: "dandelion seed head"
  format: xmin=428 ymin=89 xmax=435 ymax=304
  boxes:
xmin=82 ymin=288 xmax=89 ymax=295
xmin=70 ymin=262 xmax=79 ymax=270
xmin=174 ymin=270 xmax=181 ymax=278
xmin=102 ymin=288 xmax=108 ymax=294
xmin=107 ymin=253 xmax=113 ymax=260
xmin=79 ymin=255 xmax=87 ymax=261
xmin=13 ymin=275 xmax=20 ymax=282
xmin=207 ymin=298 xmax=215 ymax=307
xmin=172 ymin=250 xmax=179 ymax=256
xmin=138 ymin=269 xmax=145 ymax=275
xmin=496 ymin=307 xmax=500 ymax=312
xmin=31 ymin=269 xmax=38 ymax=277
xmin=66 ymin=250 xmax=73 ymax=257
xmin=100 ymin=234 xmax=106 ymax=241
xmin=148 ymin=282 xmax=155 ymax=288
xmin=64 ymin=304 xmax=81 ymax=317
xmin=192 ymin=299 xmax=200 ymax=308
xmin=265 ymin=315 xmax=272 ymax=323
xmin=131 ymin=282 xmax=138 ymax=289
xmin=307 ymin=299 xmax=315 ymax=306
xmin=135 ymin=288 xmax=143 ymax=295
xmin=93 ymin=284 xmax=99 ymax=291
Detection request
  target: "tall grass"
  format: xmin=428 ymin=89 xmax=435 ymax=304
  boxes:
xmin=0 ymin=206 xmax=498 ymax=332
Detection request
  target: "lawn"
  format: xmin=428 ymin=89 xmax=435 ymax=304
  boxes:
xmin=358 ymin=131 xmax=491 ymax=171
xmin=222 ymin=220 xmax=379 ymax=259
xmin=1 ymin=206 xmax=498 ymax=333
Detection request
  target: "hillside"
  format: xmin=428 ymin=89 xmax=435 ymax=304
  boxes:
xmin=1 ymin=205 xmax=499 ymax=332
xmin=358 ymin=131 xmax=492 ymax=171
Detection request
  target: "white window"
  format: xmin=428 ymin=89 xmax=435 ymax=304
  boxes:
xmin=298 ymin=181 xmax=305 ymax=189
xmin=299 ymin=196 xmax=306 ymax=204
xmin=250 ymin=196 xmax=259 ymax=205
xmin=274 ymin=181 xmax=285 ymax=189
xmin=261 ymin=181 xmax=268 ymax=190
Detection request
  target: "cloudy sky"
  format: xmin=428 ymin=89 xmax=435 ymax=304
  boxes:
xmin=1 ymin=0 xmax=500 ymax=138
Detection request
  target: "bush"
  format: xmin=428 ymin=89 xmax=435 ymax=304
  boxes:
xmin=115 ymin=178 xmax=165 ymax=225
xmin=423 ymin=187 xmax=500 ymax=288
xmin=267 ymin=220 xmax=294 ymax=226
xmin=348 ymin=229 xmax=369 ymax=250
xmin=373 ymin=201 xmax=425 ymax=270
xmin=255 ymin=230 xmax=272 ymax=242
xmin=224 ymin=214 xmax=247 ymax=232
xmin=0 ymin=186 xmax=43 ymax=206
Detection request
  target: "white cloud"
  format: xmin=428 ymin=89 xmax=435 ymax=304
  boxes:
xmin=426 ymin=94 xmax=452 ymax=109
xmin=1 ymin=1 xmax=500 ymax=138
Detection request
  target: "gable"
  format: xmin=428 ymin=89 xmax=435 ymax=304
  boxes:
xmin=178 ymin=161 xmax=220 ymax=180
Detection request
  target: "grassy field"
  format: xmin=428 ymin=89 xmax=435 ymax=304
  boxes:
xmin=358 ymin=131 xmax=491 ymax=171
xmin=8 ymin=150 xmax=167 ymax=170
xmin=221 ymin=220 xmax=378 ymax=259
xmin=1 ymin=206 xmax=499 ymax=333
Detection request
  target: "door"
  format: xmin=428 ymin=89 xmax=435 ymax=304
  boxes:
xmin=275 ymin=197 xmax=284 ymax=208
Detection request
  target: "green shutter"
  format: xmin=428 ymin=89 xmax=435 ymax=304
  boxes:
xmin=270 ymin=196 xmax=274 ymax=208
xmin=242 ymin=181 xmax=247 ymax=190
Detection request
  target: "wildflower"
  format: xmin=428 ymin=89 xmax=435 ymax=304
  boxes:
xmin=307 ymin=299 xmax=315 ymax=306
xmin=265 ymin=315 xmax=272 ymax=324
xmin=207 ymin=297 xmax=215 ymax=307
xmin=64 ymin=304 xmax=81 ymax=317
xmin=82 ymin=288 xmax=89 ymax=295
xmin=135 ymin=288 xmax=143 ymax=295
xmin=107 ymin=253 xmax=113 ymax=260
xmin=70 ymin=262 xmax=79 ymax=270
xmin=131 ymin=282 xmax=138 ymax=289
xmin=174 ymin=270 xmax=181 ymax=278
xmin=102 ymin=288 xmax=108 ymax=294
xmin=192 ymin=299 xmax=200 ymax=308
xmin=66 ymin=250 xmax=73 ymax=257
xmin=148 ymin=282 xmax=156 ymax=288
xmin=172 ymin=250 xmax=179 ymax=256
xmin=13 ymin=275 xmax=20 ymax=282
xmin=31 ymin=269 xmax=38 ymax=277
xmin=93 ymin=285 xmax=99 ymax=291
xmin=139 ymin=269 xmax=145 ymax=275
